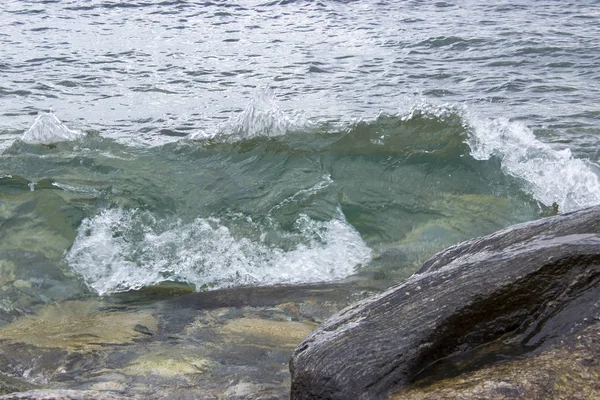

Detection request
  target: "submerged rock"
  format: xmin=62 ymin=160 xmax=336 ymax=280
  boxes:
xmin=0 ymin=389 xmax=126 ymax=400
xmin=290 ymin=205 xmax=600 ymax=400
xmin=0 ymin=188 xmax=87 ymax=324
xmin=0 ymin=374 xmax=37 ymax=396
xmin=0 ymin=300 xmax=158 ymax=351
xmin=0 ymin=283 xmax=370 ymax=399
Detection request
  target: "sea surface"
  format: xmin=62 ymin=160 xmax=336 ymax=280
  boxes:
xmin=1 ymin=0 xmax=600 ymax=309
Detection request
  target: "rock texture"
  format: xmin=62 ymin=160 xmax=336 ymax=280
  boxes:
xmin=0 ymin=375 xmax=36 ymax=396
xmin=290 ymin=206 xmax=600 ymax=400
xmin=390 ymin=321 xmax=600 ymax=400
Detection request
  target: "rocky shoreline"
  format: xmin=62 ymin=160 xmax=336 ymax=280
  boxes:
xmin=290 ymin=205 xmax=600 ymax=399
xmin=1 ymin=206 xmax=599 ymax=399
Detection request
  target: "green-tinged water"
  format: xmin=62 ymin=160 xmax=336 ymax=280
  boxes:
xmin=1 ymin=0 xmax=600 ymax=397
xmin=1 ymin=109 xmax=550 ymax=309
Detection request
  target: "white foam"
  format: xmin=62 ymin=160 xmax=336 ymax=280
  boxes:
xmin=65 ymin=209 xmax=372 ymax=295
xmin=465 ymin=116 xmax=600 ymax=213
xmin=21 ymin=113 xmax=82 ymax=144
xmin=393 ymin=98 xmax=600 ymax=213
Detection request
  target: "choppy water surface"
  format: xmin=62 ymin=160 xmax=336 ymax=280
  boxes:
xmin=1 ymin=1 xmax=600 ymax=306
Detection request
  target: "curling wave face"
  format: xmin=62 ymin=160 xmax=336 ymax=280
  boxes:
xmin=466 ymin=116 xmax=600 ymax=213
xmin=3 ymin=96 xmax=600 ymax=295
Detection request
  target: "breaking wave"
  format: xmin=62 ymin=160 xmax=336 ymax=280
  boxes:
xmin=381 ymin=101 xmax=600 ymax=214
xmin=19 ymin=99 xmax=598 ymax=295
xmin=65 ymin=208 xmax=372 ymax=295
xmin=9 ymin=99 xmax=600 ymax=217
xmin=465 ymin=115 xmax=600 ymax=213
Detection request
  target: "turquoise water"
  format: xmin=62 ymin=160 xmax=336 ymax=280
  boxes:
xmin=1 ymin=0 xmax=600 ymax=313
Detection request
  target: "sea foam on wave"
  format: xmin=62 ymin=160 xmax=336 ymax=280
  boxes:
xmin=21 ymin=112 xmax=82 ymax=144
xmin=396 ymin=99 xmax=600 ymax=213
xmin=466 ymin=116 xmax=600 ymax=213
xmin=65 ymin=208 xmax=372 ymax=295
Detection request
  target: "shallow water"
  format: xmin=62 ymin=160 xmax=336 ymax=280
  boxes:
xmin=2 ymin=0 xmax=600 ymax=303
xmin=0 ymin=1 xmax=599 ymax=395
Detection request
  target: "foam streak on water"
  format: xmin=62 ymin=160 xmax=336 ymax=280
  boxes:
xmin=65 ymin=209 xmax=372 ymax=295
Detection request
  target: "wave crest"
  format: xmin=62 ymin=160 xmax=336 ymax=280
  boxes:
xmin=466 ymin=116 xmax=600 ymax=213
xmin=210 ymin=88 xmax=312 ymax=142
xmin=21 ymin=112 xmax=82 ymax=144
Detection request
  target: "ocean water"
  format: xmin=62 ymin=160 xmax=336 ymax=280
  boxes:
xmin=1 ymin=0 xmax=600 ymax=307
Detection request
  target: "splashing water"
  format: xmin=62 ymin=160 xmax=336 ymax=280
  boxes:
xmin=392 ymin=99 xmax=600 ymax=213
xmin=10 ymin=101 xmax=600 ymax=297
xmin=65 ymin=208 xmax=372 ymax=295
xmin=211 ymin=88 xmax=313 ymax=142
xmin=466 ymin=116 xmax=600 ymax=213
xmin=21 ymin=113 xmax=82 ymax=145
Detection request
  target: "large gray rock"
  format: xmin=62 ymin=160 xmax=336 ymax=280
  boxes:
xmin=389 ymin=321 xmax=600 ymax=400
xmin=290 ymin=206 xmax=600 ymax=400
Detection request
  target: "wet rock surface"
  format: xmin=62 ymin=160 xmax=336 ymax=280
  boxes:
xmin=290 ymin=206 xmax=600 ymax=400
xmin=391 ymin=321 xmax=600 ymax=400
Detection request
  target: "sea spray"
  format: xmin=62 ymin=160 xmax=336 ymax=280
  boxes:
xmin=13 ymin=102 xmax=600 ymax=296
xmin=396 ymin=100 xmax=600 ymax=213
xmin=21 ymin=113 xmax=82 ymax=145
xmin=211 ymin=87 xmax=313 ymax=142
xmin=466 ymin=115 xmax=600 ymax=213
